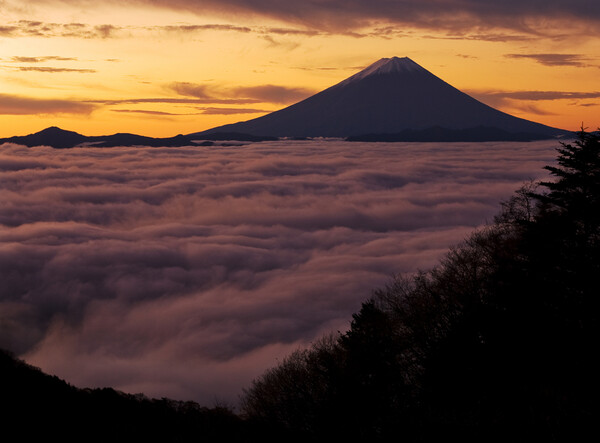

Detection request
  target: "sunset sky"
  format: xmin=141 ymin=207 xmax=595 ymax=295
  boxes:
xmin=1 ymin=0 xmax=599 ymax=137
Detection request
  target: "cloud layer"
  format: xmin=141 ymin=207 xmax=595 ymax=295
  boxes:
xmin=20 ymin=0 xmax=600 ymax=33
xmin=0 ymin=139 xmax=559 ymax=405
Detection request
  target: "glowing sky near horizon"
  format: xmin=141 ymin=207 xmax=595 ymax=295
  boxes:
xmin=1 ymin=0 xmax=599 ymax=137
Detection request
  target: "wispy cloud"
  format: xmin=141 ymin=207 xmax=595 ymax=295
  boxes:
xmin=6 ymin=1 xmax=599 ymax=38
xmin=9 ymin=56 xmax=78 ymax=63
xmin=0 ymin=20 xmax=121 ymax=38
xmin=232 ymin=85 xmax=313 ymax=104
xmin=150 ymin=23 xmax=252 ymax=33
xmin=169 ymin=82 xmax=212 ymax=99
xmin=168 ymin=82 xmax=315 ymax=105
xmin=467 ymin=88 xmax=600 ymax=115
xmin=111 ymin=109 xmax=188 ymax=116
xmin=18 ymin=0 xmax=599 ymax=35
xmin=425 ymin=31 xmax=533 ymax=42
xmin=197 ymin=107 xmax=268 ymax=115
xmin=11 ymin=66 xmax=96 ymax=73
xmin=472 ymin=89 xmax=600 ymax=101
xmin=468 ymin=89 xmax=600 ymax=109
xmin=0 ymin=93 xmax=96 ymax=115
xmin=505 ymin=53 xmax=594 ymax=67
xmin=110 ymin=107 xmax=267 ymax=116
xmin=90 ymin=97 xmax=263 ymax=105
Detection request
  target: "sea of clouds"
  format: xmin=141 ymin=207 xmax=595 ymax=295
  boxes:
xmin=0 ymin=139 xmax=559 ymax=405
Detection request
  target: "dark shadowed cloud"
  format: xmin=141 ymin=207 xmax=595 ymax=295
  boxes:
xmin=0 ymin=93 xmax=97 ymax=115
xmin=23 ymin=0 xmax=600 ymax=34
xmin=468 ymin=89 xmax=600 ymax=110
xmin=152 ymin=23 xmax=252 ymax=33
xmin=111 ymin=109 xmax=187 ymax=116
xmin=9 ymin=56 xmax=78 ymax=63
xmin=168 ymin=82 xmax=212 ymax=99
xmin=111 ymin=107 xmax=268 ymax=116
xmin=231 ymin=85 xmax=313 ymax=104
xmin=0 ymin=20 xmax=122 ymax=38
xmin=424 ymin=31 xmax=534 ymax=42
xmin=505 ymin=53 xmax=594 ymax=67
xmin=168 ymin=81 xmax=315 ymax=105
xmin=10 ymin=66 xmax=96 ymax=73
xmin=197 ymin=107 xmax=268 ymax=115
xmin=92 ymin=97 xmax=263 ymax=105
xmin=0 ymin=139 xmax=561 ymax=404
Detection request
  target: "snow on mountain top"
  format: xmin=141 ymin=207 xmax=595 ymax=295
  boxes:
xmin=339 ymin=57 xmax=427 ymax=86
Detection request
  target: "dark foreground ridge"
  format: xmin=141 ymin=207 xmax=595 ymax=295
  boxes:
xmin=0 ymin=126 xmax=276 ymax=149
xmin=0 ymin=348 xmax=256 ymax=442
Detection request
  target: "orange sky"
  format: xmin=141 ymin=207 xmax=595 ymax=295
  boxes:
xmin=1 ymin=0 xmax=599 ymax=137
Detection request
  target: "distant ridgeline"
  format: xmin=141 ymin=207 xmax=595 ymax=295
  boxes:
xmin=0 ymin=126 xmax=277 ymax=149
xmin=0 ymin=348 xmax=250 ymax=442
xmin=0 ymin=124 xmax=570 ymax=149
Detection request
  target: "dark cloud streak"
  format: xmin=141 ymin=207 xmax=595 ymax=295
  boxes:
xmin=44 ymin=0 xmax=600 ymax=33
xmin=468 ymin=89 xmax=600 ymax=110
xmin=505 ymin=53 xmax=594 ymax=67
xmin=197 ymin=107 xmax=268 ymax=115
xmin=0 ymin=93 xmax=97 ymax=115
xmin=13 ymin=1 xmax=600 ymax=36
xmin=12 ymin=66 xmax=96 ymax=73
xmin=168 ymin=81 xmax=315 ymax=105
xmin=0 ymin=20 xmax=121 ymax=38
xmin=10 ymin=56 xmax=78 ymax=63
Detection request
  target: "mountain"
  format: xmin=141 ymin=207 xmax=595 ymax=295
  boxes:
xmin=0 ymin=57 xmax=570 ymax=146
xmin=0 ymin=127 xmax=276 ymax=149
xmin=194 ymin=57 xmax=568 ymax=141
xmin=0 ymin=126 xmax=90 ymax=149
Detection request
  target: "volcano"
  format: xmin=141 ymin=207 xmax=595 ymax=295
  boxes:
xmin=193 ymin=57 xmax=567 ymax=141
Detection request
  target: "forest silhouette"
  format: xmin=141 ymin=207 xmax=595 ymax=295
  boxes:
xmin=2 ymin=130 xmax=598 ymax=441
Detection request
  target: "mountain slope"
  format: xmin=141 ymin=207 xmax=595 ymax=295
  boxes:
xmin=0 ymin=348 xmax=250 ymax=442
xmin=194 ymin=57 xmax=567 ymax=140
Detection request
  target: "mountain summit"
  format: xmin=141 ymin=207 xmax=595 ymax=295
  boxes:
xmin=194 ymin=57 xmax=566 ymax=140
xmin=340 ymin=57 xmax=427 ymax=85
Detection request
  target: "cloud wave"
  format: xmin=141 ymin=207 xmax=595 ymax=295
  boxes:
xmin=0 ymin=139 xmax=559 ymax=404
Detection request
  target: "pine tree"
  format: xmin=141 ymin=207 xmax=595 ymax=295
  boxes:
xmin=535 ymin=128 xmax=600 ymax=244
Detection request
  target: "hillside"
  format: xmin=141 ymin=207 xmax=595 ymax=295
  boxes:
xmin=0 ymin=348 xmax=250 ymax=442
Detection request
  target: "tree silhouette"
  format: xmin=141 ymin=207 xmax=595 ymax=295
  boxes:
xmin=241 ymin=130 xmax=600 ymax=441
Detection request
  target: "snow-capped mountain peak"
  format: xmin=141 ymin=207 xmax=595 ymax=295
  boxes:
xmin=339 ymin=57 xmax=426 ymax=86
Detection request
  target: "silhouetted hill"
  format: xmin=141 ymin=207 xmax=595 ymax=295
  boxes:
xmin=0 ymin=126 xmax=89 ymax=149
xmin=196 ymin=57 xmax=568 ymax=141
xmin=0 ymin=348 xmax=254 ymax=442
